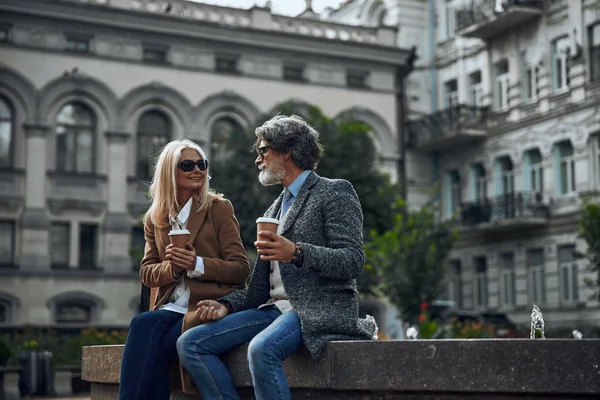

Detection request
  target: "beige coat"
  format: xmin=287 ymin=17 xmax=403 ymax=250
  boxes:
xmin=139 ymin=196 xmax=250 ymax=394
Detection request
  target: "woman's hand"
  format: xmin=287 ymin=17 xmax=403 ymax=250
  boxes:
xmin=165 ymin=243 xmax=196 ymax=271
xmin=195 ymin=300 xmax=229 ymax=322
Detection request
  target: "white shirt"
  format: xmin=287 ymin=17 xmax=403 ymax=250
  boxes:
xmin=160 ymin=198 xmax=205 ymax=314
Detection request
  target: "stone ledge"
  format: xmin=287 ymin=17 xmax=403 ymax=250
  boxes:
xmin=83 ymin=340 xmax=600 ymax=399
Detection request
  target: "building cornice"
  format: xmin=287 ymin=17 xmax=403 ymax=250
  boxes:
xmin=0 ymin=0 xmax=413 ymax=71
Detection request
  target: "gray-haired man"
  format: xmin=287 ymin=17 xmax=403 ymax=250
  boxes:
xmin=176 ymin=115 xmax=377 ymax=400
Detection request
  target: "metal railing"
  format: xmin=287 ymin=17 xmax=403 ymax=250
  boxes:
xmin=406 ymin=104 xmax=488 ymax=148
xmin=460 ymin=191 xmax=549 ymax=226
xmin=456 ymin=0 xmax=544 ymax=33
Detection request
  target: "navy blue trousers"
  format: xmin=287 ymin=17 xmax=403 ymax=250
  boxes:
xmin=118 ymin=310 xmax=183 ymax=400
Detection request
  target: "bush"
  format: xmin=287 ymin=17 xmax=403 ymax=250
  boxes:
xmin=448 ymin=318 xmax=494 ymax=339
xmin=54 ymin=328 xmax=128 ymax=367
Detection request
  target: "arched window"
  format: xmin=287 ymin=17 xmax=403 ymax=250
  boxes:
xmin=55 ymin=302 xmax=92 ymax=324
xmin=210 ymin=117 xmax=243 ymax=164
xmin=0 ymin=96 xmax=14 ymax=167
xmin=136 ymin=110 xmax=171 ymax=180
xmin=48 ymin=292 xmax=103 ymax=325
xmin=55 ymin=102 xmax=96 ymax=173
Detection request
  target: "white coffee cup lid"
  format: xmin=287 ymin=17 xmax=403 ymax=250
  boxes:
xmin=256 ymin=217 xmax=279 ymax=224
xmin=169 ymin=229 xmax=190 ymax=235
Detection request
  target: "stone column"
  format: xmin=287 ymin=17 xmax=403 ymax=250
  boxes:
xmin=515 ymin=247 xmax=528 ymax=308
xmin=569 ymin=60 xmax=586 ymax=103
xmin=102 ymin=131 xmax=132 ymax=273
xmin=19 ymin=123 xmax=51 ymax=271
xmin=487 ymin=251 xmax=499 ymax=309
xmin=537 ymin=64 xmax=551 ymax=114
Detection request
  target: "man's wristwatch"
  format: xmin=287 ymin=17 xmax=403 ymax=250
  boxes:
xmin=217 ymin=300 xmax=233 ymax=314
xmin=292 ymin=242 xmax=304 ymax=268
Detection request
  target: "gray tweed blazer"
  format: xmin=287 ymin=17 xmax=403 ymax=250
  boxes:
xmin=222 ymin=171 xmax=377 ymax=359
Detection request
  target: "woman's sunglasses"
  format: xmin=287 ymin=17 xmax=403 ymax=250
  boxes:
xmin=178 ymin=159 xmax=209 ymax=172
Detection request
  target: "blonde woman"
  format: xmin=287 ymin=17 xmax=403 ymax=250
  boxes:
xmin=119 ymin=138 xmax=250 ymax=400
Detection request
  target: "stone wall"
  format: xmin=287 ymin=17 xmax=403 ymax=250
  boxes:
xmin=82 ymin=339 xmax=600 ymax=399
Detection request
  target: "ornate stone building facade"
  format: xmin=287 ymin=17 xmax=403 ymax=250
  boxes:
xmin=332 ymin=0 xmax=600 ymax=335
xmin=0 ymin=0 xmax=413 ymax=332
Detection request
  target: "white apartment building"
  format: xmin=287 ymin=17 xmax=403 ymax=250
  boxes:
xmin=0 ymin=0 xmax=414 ymax=334
xmin=332 ymin=0 xmax=600 ymax=335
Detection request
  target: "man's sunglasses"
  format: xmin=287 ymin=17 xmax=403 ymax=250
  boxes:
xmin=178 ymin=159 xmax=209 ymax=172
xmin=257 ymin=146 xmax=272 ymax=157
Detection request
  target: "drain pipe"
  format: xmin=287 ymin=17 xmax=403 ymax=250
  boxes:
xmin=429 ymin=0 xmax=440 ymax=200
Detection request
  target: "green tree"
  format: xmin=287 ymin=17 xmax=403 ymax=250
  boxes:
xmin=365 ymin=196 xmax=459 ymax=323
xmin=210 ymin=102 xmax=397 ymax=295
xmin=579 ymin=202 xmax=600 ymax=299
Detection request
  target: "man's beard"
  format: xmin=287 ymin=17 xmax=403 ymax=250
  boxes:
xmin=258 ymin=159 xmax=285 ymax=186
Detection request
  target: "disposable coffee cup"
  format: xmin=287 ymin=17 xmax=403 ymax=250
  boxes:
xmin=256 ymin=217 xmax=279 ymax=241
xmin=169 ymin=229 xmax=190 ymax=248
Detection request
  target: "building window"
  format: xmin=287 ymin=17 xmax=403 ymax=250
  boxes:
xmin=470 ymin=163 xmax=486 ymax=202
xmin=525 ymin=149 xmax=543 ymax=197
xmin=558 ymin=245 xmax=578 ymax=303
xmin=468 ymin=71 xmax=483 ymax=106
xmin=0 ymin=293 xmax=18 ymax=325
xmin=555 ymin=140 xmax=575 ymax=195
xmin=552 ymin=36 xmax=571 ymax=92
xmin=442 ymin=0 xmax=456 ymax=39
xmin=0 ymin=221 xmax=15 ymax=267
xmin=79 ymin=224 xmax=98 ymax=269
xmin=527 ymin=248 xmax=546 ymax=304
xmin=215 ymin=55 xmax=239 ymax=74
xmin=210 ymin=117 xmax=243 ymax=164
xmin=494 ymin=60 xmax=509 ymax=111
xmin=447 ymin=259 xmax=463 ymax=308
xmin=0 ymin=27 xmax=9 ymax=42
xmin=130 ymin=226 xmax=145 ymax=271
xmin=56 ymin=302 xmax=92 ymax=324
xmin=347 ymin=71 xmax=369 ymax=89
xmin=49 ymin=292 xmax=102 ymax=325
xmin=283 ymin=65 xmax=306 ymax=82
xmin=143 ymin=46 xmax=168 ymax=64
xmin=136 ymin=110 xmax=171 ymax=180
xmin=65 ymin=35 xmax=90 ymax=53
xmin=474 ymin=257 xmax=487 ymax=308
xmin=0 ymin=95 xmax=14 ymax=167
xmin=499 ymin=253 xmax=515 ymax=307
xmin=55 ymin=102 xmax=95 ymax=173
xmin=443 ymin=79 xmax=458 ymax=109
xmin=445 ymin=170 xmax=461 ymax=217
xmin=590 ymin=24 xmax=600 ymax=82
xmin=522 ymin=52 xmax=538 ymax=101
xmin=51 ymin=222 xmax=70 ymax=268
xmin=497 ymin=156 xmax=514 ymax=195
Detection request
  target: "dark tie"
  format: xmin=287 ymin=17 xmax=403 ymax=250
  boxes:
xmin=281 ymin=188 xmax=293 ymax=217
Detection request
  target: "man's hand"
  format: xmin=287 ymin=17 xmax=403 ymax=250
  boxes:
xmin=195 ymin=300 xmax=229 ymax=322
xmin=165 ymin=243 xmax=196 ymax=271
xmin=255 ymin=231 xmax=296 ymax=263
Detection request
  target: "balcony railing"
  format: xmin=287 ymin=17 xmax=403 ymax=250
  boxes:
xmin=406 ymin=104 xmax=488 ymax=151
xmin=460 ymin=191 xmax=549 ymax=230
xmin=456 ymin=0 xmax=544 ymax=40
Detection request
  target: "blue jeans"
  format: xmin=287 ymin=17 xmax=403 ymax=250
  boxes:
xmin=119 ymin=310 xmax=183 ymax=400
xmin=176 ymin=305 xmax=303 ymax=400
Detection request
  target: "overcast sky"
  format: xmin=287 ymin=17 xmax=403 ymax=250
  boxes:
xmin=190 ymin=0 xmax=345 ymax=16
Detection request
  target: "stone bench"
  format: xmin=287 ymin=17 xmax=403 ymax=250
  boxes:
xmin=82 ymin=339 xmax=600 ymax=399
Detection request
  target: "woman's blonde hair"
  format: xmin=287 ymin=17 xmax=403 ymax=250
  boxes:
xmin=144 ymin=138 xmax=221 ymax=228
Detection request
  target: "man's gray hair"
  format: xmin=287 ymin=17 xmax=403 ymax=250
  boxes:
xmin=254 ymin=115 xmax=324 ymax=170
